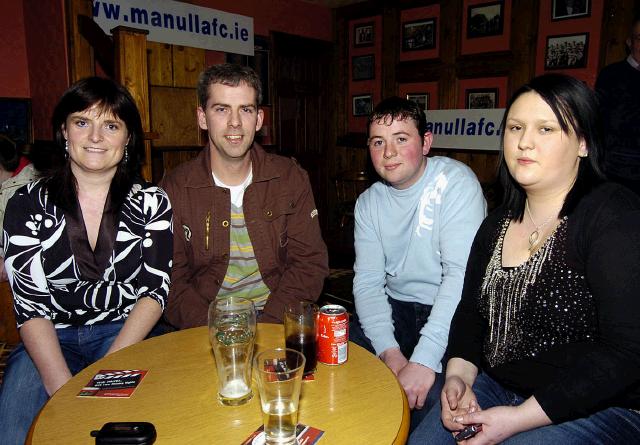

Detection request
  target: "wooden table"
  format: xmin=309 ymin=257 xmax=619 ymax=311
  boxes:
xmin=28 ymin=324 xmax=409 ymax=444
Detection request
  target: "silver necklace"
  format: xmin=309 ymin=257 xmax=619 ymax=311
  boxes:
xmin=525 ymin=200 xmax=558 ymax=253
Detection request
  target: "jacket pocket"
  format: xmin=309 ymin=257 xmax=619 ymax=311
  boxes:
xmin=261 ymin=197 xmax=296 ymax=261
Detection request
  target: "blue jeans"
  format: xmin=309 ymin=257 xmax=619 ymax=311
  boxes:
xmin=350 ymin=297 xmax=445 ymax=432
xmin=0 ymin=321 xmax=125 ymax=445
xmin=408 ymin=372 xmax=640 ymax=445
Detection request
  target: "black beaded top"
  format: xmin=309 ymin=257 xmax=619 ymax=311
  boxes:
xmin=479 ymin=217 xmax=597 ymax=368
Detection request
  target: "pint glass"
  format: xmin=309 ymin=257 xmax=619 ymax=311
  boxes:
xmin=208 ymin=296 xmax=256 ymax=406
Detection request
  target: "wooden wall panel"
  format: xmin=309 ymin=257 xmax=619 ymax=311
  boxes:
xmin=148 ymin=42 xmax=173 ymax=87
xmin=113 ymin=27 xmax=151 ymax=181
xmin=66 ymin=0 xmax=94 ymax=82
xmin=172 ymin=46 xmax=205 ymax=88
xmin=0 ymin=282 xmax=19 ymax=345
xmin=150 ymin=87 xmax=200 ymax=147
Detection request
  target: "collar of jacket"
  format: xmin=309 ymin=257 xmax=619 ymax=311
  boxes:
xmin=184 ymin=142 xmax=281 ymax=188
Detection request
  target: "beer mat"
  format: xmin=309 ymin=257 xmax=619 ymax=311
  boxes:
xmin=241 ymin=424 xmax=324 ymax=445
xmin=77 ymin=369 xmax=148 ymax=398
xmin=263 ymin=358 xmax=307 ymax=381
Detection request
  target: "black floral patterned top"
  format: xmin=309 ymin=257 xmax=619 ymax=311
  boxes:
xmin=3 ymin=179 xmax=173 ymax=328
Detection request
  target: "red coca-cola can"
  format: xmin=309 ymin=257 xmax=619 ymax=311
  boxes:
xmin=317 ymin=305 xmax=349 ymax=365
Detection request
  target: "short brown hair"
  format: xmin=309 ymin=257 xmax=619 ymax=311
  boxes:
xmin=197 ymin=63 xmax=262 ymax=107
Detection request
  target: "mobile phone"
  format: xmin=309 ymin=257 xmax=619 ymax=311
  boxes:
xmin=90 ymin=422 xmax=157 ymax=444
xmin=454 ymin=424 xmax=482 ymax=442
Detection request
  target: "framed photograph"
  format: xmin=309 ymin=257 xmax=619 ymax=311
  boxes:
xmin=552 ymin=0 xmax=590 ymax=20
xmin=406 ymin=93 xmax=429 ymax=113
xmin=0 ymin=98 xmax=32 ymax=145
xmin=467 ymin=1 xmax=504 ymax=39
xmin=353 ymin=94 xmax=373 ymax=117
xmin=352 ymin=55 xmax=375 ymax=81
xmin=544 ymin=33 xmax=589 ymax=69
xmin=466 ymin=88 xmax=498 ymax=109
xmin=402 ymin=19 xmax=437 ymax=52
xmin=354 ymin=22 xmax=374 ymax=48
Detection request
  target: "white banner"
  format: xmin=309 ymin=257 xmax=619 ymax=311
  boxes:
xmin=428 ymin=109 xmax=506 ymax=151
xmin=92 ymin=0 xmax=254 ymax=55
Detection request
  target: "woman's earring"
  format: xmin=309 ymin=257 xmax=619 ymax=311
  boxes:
xmin=64 ymin=139 xmax=69 ymax=159
xmin=123 ymin=145 xmax=129 ymax=164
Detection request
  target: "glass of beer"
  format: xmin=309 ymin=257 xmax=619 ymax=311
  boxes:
xmin=254 ymin=348 xmax=306 ymax=445
xmin=284 ymin=301 xmax=318 ymax=375
xmin=208 ymin=296 xmax=256 ymax=406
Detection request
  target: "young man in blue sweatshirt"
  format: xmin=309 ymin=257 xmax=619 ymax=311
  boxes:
xmin=350 ymin=97 xmax=486 ymax=428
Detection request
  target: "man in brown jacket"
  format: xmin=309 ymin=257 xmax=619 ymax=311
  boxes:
xmin=160 ymin=63 xmax=328 ymax=328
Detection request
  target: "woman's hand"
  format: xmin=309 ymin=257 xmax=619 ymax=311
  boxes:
xmin=452 ymin=406 xmax=522 ymax=444
xmin=20 ymin=318 xmax=73 ymax=396
xmin=106 ymin=297 xmax=162 ymax=355
xmin=441 ymin=375 xmax=480 ymax=432
xmin=452 ymin=397 xmax=552 ymax=444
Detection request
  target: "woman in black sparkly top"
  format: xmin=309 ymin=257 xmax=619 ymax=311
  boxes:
xmin=409 ymin=74 xmax=640 ymax=444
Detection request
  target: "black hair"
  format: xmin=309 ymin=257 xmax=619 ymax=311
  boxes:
xmin=197 ymin=63 xmax=262 ymax=107
xmin=0 ymin=134 xmax=20 ymax=172
xmin=29 ymin=140 xmax=66 ymax=175
xmin=498 ymin=73 xmax=606 ymax=221
xmin=47 ymin=77 xmax=145 ymax=212
xmin=367 ymin=96 xmax=427 ymax=140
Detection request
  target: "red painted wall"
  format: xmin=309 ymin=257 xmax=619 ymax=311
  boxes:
xmin=535 ymin=0 xmax=603 ymax=86
xmin=2 ymin=0 xmax=331 ymax=140
xmin=23 ymin=0 xmax=69 ymax=140
xmin=189 ymin=0 xmax=332 ymax=42
xmin=0 ymin=0 xmax=30 ymax=98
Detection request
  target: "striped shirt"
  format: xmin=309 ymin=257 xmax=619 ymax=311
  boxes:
xmin=216 ymin=205 xmax=270 ymax=309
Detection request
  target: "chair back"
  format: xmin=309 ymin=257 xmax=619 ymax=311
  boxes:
xmin=334 ymin=170 xmax=370 ymax=227
xmin=335 ymin=170 xmax=369 ymax=205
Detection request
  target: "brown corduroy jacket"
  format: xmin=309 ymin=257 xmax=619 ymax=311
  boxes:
xmin=160 ymin=143 xmax=328 ymax=328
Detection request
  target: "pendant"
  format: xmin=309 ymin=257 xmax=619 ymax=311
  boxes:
xmin=528 ymin=230 xmax=540 ymax=251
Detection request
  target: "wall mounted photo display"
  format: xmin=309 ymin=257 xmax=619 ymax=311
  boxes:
xmin=354 ymin=22 xmax=374 ymax=48
xmin=406 ymin=93 xmax=429 ymax=113
xmin=467 ymin=1 xmax=504 ymax=39
xmin=352 ymin=55 xmax=375 ymax=81
xmin=552 ymin=0 xmax=590 ymax=21
xmin=466 ymin=88 xmax=499 ymax=109
xmin=402 ymin=18 xmax=437 ymax=51
xmin=353 ymin=94 xmax=373 ymax=116
xmin=545 ymin=33 xmax=589 ymax=69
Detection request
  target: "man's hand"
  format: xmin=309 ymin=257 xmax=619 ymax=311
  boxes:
xmin=379 ymin=347 xmax=408 ymax=376
xmin=397 ymin=362 xmax=436 ymax=410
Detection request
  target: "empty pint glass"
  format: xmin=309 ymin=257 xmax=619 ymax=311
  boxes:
xmin=208 ymin=296 xmax=256 ymax=406
xmin=255 ymin=348 xmax=306 ymax=445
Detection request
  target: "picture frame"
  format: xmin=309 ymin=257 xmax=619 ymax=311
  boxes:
xmin=467 ymin=1 xmax=504 ymax=39
xmin=402 ymin=19 xmax=437 ymax=52
xmin=354 ymin=22 xmax=374 ymax=48
xmin=353 ymin=94 xmax=373 ymax=117
xmin=0 ymin=98 xmax=32 ymax=145
xmin=552 ymin=0 xmax=590 ymax=21
xmin=352 ymin=55 xmax=375 ymax=81
xmin=406 ymin=93 xmax=429 ymax=113
xmin=544 ymin=33 xmax=589 ymax=70
xmin=466 ymin=88 xmax=498 ymax=109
